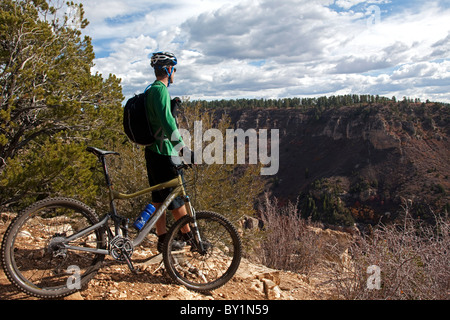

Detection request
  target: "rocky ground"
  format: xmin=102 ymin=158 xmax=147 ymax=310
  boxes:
xmin=0 ymin=213 xmax=338 ymax=301
xmin=0 ymin=249 xmax=335 ymax=302
xmin=0 ymin=242 xmax=335 ymax=301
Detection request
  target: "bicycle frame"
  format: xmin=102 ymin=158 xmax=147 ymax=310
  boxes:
xmin=62 ymin=151 xmax=196 ymax=256
xmin=112 ymin=175 xmax=192 ymax=247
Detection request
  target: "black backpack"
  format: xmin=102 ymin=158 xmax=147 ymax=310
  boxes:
xmin=123 ymin=87 xmax=155 ymax=146
xmin=123 ymin=86 xmax=182 ymax=146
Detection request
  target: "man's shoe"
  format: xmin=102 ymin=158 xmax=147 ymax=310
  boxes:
xmin=157 ymin=234 xmax=186 ymax=253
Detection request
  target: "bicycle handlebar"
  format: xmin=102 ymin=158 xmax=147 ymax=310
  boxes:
xmin=175 ymin=162 xmax=194 ymax=171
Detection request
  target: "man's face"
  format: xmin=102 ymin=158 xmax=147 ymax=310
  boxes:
xmin=169 ymin=66 xmax=176 ymax=84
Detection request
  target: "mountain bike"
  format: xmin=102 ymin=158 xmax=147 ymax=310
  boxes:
xmin=1 ymin=147 xmax=242 ymax=299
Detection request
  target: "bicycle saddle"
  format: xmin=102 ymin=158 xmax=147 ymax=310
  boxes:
xmin=86 ymin=146 xmax=120 ymax=157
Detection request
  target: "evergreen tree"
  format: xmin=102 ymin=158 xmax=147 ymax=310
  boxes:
xmin=0 ymin=0 xmax=124 ymax=208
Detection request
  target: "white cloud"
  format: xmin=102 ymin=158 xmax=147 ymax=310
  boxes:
xmin=334 ymin=0 xmax=367 ymax=10
xmin=334 ymin=0 xmax=390 ymax=10
xmin=93 ymin=35 xmax=157 ymax=91
xmin=83 ymin=0 xmax=450 ymax=102
xmin=392 ymin=62 xmax=437 ymax=80
xmin=183 ymin=0 xmax=351 ymax=62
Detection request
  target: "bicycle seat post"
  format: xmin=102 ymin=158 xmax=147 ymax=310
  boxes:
xmin=99 ymin=156 xmax=113 ymax=189
xmin=86 ymin=147 xmax=121 ymax=218
xmin=86 ymin=147 xmax=118 ymax=190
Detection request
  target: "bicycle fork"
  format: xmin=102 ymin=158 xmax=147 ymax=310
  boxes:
xmin=184 ymin=196 xmax=206 ymax=254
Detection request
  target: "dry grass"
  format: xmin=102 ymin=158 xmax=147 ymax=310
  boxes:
xmin=250 ymin=195 xmax=325 ymax=274
xmin=330 ymin=205 xmax=449 ymax=300
xmin=250 ymin=196 xmax=449 ymax=300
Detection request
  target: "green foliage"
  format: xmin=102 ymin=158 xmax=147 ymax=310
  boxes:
xmin=300 ymin=178 xmax=354 ymax=227
xmin=0 ymin=0 xmax=124 ymax=209
xmin=185 ymin=95 xmax=449 ymax=118
xmin=185 ymin=94 xmax=402 ymax=110
xmin=1 ymin=138 xmax=98 ymax=207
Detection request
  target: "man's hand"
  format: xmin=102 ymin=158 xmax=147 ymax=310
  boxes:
xmin=180 ymin=146 xmax=195 ymax=167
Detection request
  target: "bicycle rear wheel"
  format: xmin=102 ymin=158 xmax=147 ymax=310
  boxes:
xmin=162 ymin=211 xmax=242 ymax=292
xmin=1 ymin=198 xmax=106 ymax=299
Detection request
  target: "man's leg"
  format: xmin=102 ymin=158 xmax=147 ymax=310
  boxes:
xmin=152 ymin=203 xmax=190 ymax=235
xmin=153 ymin=203 xmax=191 ymax=253
xmin=172 ymin=205 xmax=191 ymax=234
xmin=152 ymin=203 xmax=166 ymax=236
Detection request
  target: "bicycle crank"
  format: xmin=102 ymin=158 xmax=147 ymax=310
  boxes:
xmin=109 ymin=236 xmax=140 ymax=274
xmin=110 ymin=236 xmax=134 ymax=262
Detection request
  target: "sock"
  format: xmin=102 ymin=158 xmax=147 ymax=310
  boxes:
xmin=157 ymin=234 xmax=166 ymax=253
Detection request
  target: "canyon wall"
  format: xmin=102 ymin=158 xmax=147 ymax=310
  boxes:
xmin=219 ymin=103 xmax=449 ymax=223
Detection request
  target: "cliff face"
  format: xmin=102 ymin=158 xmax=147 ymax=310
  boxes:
xmin=222 ymin=103 xmax=449 ymax=222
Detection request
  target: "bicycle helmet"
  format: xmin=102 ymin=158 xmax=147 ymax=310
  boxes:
xmin=151 ymin=52 xmax=178 ymax=68
xmin=151 ymin=52 xmax=178 ymax=87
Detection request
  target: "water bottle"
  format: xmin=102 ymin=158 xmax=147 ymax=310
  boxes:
xmin=133 ymin=204 xmax=156 ymax=230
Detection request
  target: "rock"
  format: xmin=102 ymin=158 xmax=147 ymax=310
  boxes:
xmin=118 ymin=292 xmax=127 ymax=299
xmin=234 ymin=258 xmax=280 ymax=281
xmin=17 ymin=230 xmax=32 ymax=239
xmin=64 ymin=291 xmax=84 ymax=300
xmin=256 ymin=271 xmax=280 ymax=286
xmin=243 ymin=216 xmax=261 ymax=230
xmin=262 ymin=279 xmax=281 ymax=300
xmin=297 ymin=274 xmax=310 ymax=284
xmin=250 ymin=279 xmax=264 ymax=294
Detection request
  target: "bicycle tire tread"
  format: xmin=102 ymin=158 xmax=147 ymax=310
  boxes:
xmin=1 ymin=197 xmax=105 ymax=299
xmin=162 ymin=211 xmax=242 ymax=292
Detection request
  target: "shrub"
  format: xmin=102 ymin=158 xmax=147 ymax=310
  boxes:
xmin=330 ymin=204 xmax=449 ymax=300
xmin=252 ymin=195 xmax=323 ymax=274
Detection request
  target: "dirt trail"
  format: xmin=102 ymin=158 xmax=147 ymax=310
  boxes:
xmin=0 ymin=215 xmax=335 ymax=301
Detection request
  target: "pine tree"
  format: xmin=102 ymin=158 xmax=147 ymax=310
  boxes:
xmin=0 ymin=0 xmax=124 ymax=208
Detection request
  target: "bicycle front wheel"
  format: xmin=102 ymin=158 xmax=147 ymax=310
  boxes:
xmin=1 ymin=198 xmax=107 ymax=299
xmin=162 ymin=211 xmax=242 ymax=292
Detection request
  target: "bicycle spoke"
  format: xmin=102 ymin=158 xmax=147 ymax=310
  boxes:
xmin=2 ymin=198 xmax=106 ymax=299
xmin=163 ymin=211 xmax=241 ymax=291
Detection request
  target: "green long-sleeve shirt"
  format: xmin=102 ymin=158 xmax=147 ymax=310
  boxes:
xmin=145 ymin=80 xmax=185 ymax=156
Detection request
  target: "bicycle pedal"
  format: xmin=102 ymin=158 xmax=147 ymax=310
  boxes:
xmin=130 ymin=266 xmax=142 ymax=275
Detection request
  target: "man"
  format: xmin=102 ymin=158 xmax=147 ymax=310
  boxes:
xmin=145 ymin=51 xmax=191 ymax=253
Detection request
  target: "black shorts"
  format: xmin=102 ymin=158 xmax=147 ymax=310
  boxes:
xmin=145 ymin=148 xmax=185 ymax=210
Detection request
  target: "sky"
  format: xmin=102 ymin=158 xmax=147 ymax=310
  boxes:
xmin=79 ymin=0 xmax=450 ymax=103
